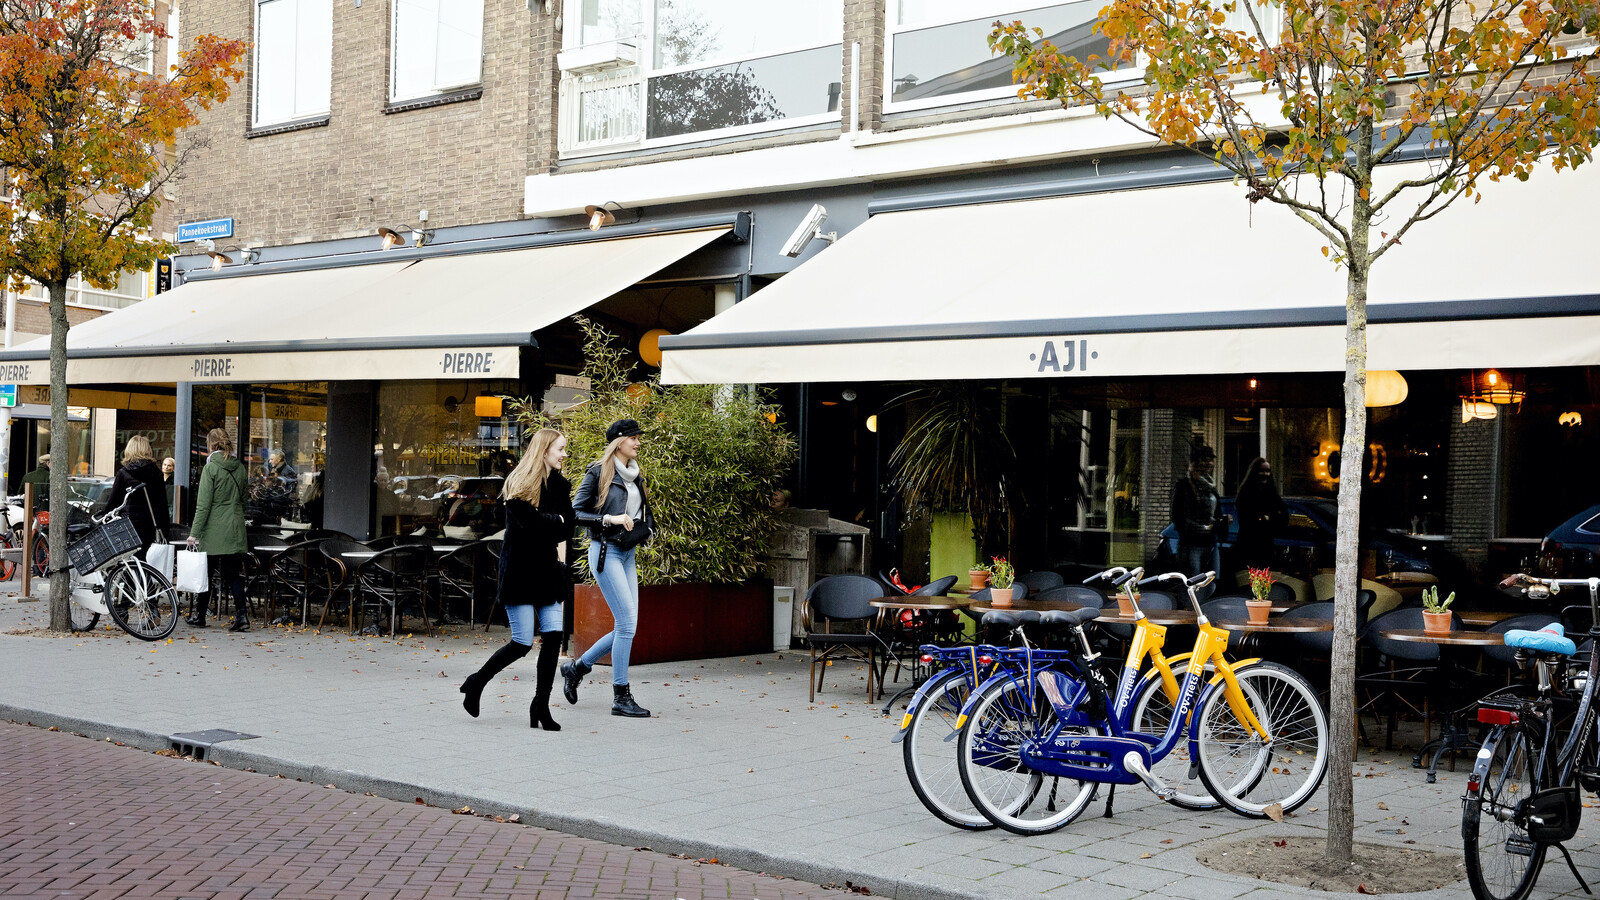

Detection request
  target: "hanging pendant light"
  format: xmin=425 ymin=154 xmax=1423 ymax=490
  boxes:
xmin=1365 ymin=371 xmax=1408 ymax=408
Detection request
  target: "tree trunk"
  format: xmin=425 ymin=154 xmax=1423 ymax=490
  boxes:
xmin=46 ymin=278 xmax=71 ymax=631
xmin=1326 ymin=125 xmax=1375 ymax=868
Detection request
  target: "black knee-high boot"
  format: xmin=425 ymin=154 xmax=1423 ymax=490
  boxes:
xmin=530 ymin=632 xmax=562 ymax=731
xmin=461 ymin=641 xmax=531 ymax=718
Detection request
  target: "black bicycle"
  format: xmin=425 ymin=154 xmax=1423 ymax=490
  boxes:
xmin=1462 ymin=574 xmax=1600 ymax=900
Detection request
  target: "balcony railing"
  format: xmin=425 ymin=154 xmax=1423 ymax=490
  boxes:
xmin=558 ymin=64 xmax=645 ymax=154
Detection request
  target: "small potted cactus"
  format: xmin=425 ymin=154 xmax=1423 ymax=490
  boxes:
xmin=968 ymin=564 xmax=990 ymax=591
xmin=1422 ymin=586 xmax=1456 ymax=633
xmin=988 ymin=557 xmax=1016 ymax=607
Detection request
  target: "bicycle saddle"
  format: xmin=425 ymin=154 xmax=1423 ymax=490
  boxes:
xmin=1504 ymin=623 xmax=1578 ymax=656
xmin=980 ymin=610 xmax=1041 ymax=630
xmin=1039 ymin=608 xmax=1100 ymax=628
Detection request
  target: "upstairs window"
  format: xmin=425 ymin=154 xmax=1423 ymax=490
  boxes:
xmin=889 ymin=0 xmax=1119 ymax=111
xmin=391 ymin=0 xmax=484 ymax=101
xmin=254 ymin=0 xmax=332 ymax=127
xmin=560 ymin=0 xmax=843 ymax=153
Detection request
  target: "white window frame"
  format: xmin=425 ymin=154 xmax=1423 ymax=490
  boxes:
xmin=559 ymin=1 xmax=844 ymax=157
xmin=112 ymin=0 xmax=157 ymax=73
xmin=21 ymin=267 xmax=153 ymax=311
xmin=252 ymin=0 xmax=333 ymax=128
xmin=884 ymin=0 xmax=1143 ymax=114
xmin=389 ymin=0 xmax=485 ymax=103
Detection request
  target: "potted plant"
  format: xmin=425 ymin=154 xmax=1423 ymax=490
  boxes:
xmin=1246 ymin=567 xmax=1274 ymax=624
xmin=988 ymin=557 xmax=1016 ymax=606
xmin=1421 ymin=586 xmax=1456 ymax=633
xmin=968 ymin=564 xmax=990 ymax=591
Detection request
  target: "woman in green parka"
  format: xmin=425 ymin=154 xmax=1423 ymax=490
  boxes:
xmin=185 ymin=428 xmax=251 ymax=631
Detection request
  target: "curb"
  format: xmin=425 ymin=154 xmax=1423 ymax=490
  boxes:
xmin=0 ymin=701 xmax=995 ymax=900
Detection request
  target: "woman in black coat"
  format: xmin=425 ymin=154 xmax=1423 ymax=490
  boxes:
xmin=103 ymin=435 xmax=173 ymax=554
xmin=459 ymin=428 xmax=573 ymax=731
xmin=1235 ymin=456 xmax=1288 ymax=570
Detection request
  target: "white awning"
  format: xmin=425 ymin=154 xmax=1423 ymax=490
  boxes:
xmin=1 ymin=227 xmax=729 ymax=385
xmin=661 ymin=161 xmax=1600 ymax=384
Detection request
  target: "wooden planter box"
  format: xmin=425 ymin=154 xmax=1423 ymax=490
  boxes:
xmin=572 ymin=580 xmax=773 ymax=666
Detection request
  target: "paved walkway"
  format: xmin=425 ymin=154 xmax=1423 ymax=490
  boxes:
xmin=0 ymin=719 xmax=850 ymax=899
xmin=1 ymin=592 xmax=1592 ymax=899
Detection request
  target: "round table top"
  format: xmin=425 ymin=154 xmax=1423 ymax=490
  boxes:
xmin=1378 ymin=628 xmax=1505 ymax=646
xmin=340 ymin=550 xmax=379 ymax=559
xmin=1457 ymin=610 xmax=1519 ymax=627
xmin=1214 ymin=619 xmax=1334 ymax=633
xmin=870 ymin=596 xmax=972 ymax=612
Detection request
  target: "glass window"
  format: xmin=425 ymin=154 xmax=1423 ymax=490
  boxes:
xmin=890 ymin=2 xmax=1109 ymax=106
xmin=21 ymin=267 xmax=151 ymax=309
xmin=391 ymin=0 xmax=484 ymax=101
xmin=562 ymin=0 xmax=842 ymax=150
xmin=374 ymin=380 xmax=520 ymax=539
xmin=254 ymin=0 xmax=332 ymax=126
xmin=189 ymin=384 xmax=329 ymax=528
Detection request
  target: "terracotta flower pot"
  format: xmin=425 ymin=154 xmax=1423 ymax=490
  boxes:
xmin=969 ymin=569 xmax=990 ymax=590
xmin=1246 ymin=599 xmax=1272 ymax=625
xmin=1423 ymin=610 xmax=1452 ymax=634
xmin=989 ymin=587 xmax=1014 ymax=607
xmin=1117 ymin=593 xmax=1137 ymax=615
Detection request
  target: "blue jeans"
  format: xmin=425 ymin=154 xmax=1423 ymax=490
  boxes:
xmin=578 ymin=542 xmax=638 ymax=686
xmin=505 ymin=602 xmax=563 ymax=646
xmin=1180 ymin=543 xmax=1221 ymax=578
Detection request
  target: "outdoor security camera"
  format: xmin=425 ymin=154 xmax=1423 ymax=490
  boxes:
xmin=780 ymin=203 xmax=837 ymax=257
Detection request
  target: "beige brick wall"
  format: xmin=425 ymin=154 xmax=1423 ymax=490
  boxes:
xmin=177 ymin=0 xmax=552 ymax=246
xmin=12 ymin=300 xmax=107 ymax=338
xmin=842 ymin=0 xmax=886 ymax=134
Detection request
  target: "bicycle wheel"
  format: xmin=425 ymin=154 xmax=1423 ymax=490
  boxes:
xmin=1194 ymin=662 xmax=1328 ymax=818
xmin=903 ymin=671 xmax=993 ymax=830
xmin=1130 ymin=671 xmax=1220 ymax=810
xmin=105 ymin=559 xmax=179 ymax=641
xmin=68 ymin=576 xmax=99 ymax=633
xmin=1463 ymin=726 xmax=1546 ymax=900
xmin=31 ymin=530 xmax=48 ymax=577
xmin=0 ymin=529 xmax=15 ymax=582
xmin=957 ymin=677 xmax=1098 ymax=835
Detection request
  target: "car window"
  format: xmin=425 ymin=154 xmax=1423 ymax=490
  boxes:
xmin=1579 ymin=514 xmax=1600 ymax=536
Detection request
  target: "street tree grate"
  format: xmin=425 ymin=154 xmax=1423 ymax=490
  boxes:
xmin=169 ymin=729 xmax=259 ymax=761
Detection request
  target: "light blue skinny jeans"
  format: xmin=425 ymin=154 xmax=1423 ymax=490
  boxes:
xmin=505 ymin=602 xmax=563 ymax=647
xmin=577 ymin=541 xmax=638 ymax=686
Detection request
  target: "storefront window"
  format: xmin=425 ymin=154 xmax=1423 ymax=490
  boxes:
xmin=190 ymin=383 xmax=328 ymax=529
xmin=374 ymin=380 xmax=520 ymax=539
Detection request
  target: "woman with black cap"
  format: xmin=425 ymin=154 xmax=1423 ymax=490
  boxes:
xmin=562 ymin=418 xmax=654 ymax=718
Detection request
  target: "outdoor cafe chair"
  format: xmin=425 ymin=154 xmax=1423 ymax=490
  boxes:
xmin=317 ymin=539 xmax=371 ymax=626
xmin=803 ymin=574 xmax=887 ymax=703
xmin=354 ymin=545 xmax=433 ymax=636
xmin=1017 ymin=570 xmax=1065 ymax=593
xmin=438 ymin=539 xmax=500 ymax=628
xmin=1357 ymin=607 xmax=1465 ymax=750
xmin=262 ymin=539 xmax=327 ymax=626
xmin=1032 ymin=585 xmax=1105 ymax=607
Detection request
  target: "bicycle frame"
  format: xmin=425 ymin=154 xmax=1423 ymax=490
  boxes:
xmin=891 ymin=643 xmax=1008 ymax=744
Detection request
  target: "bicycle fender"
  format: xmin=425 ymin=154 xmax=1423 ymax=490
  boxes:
xmin=892 ymin=668 xmax=962 ymax=743
xmin=1464 ymin=724 xmax=1511 ymax=801
xmin=1186 ymin=660 xmax=1266 ymax=761
xmin=953 ymin=670 xmax=1022 ymax=734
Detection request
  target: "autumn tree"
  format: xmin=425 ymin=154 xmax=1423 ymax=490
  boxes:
xmin=0 ymin=0 xmax=245 ymax=630
xmin=991 ymin=0 xmax=1600 ymax=866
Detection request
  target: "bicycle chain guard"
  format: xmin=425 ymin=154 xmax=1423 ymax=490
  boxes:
xmin=1525 ymin=785 xmax=1581 ymax=843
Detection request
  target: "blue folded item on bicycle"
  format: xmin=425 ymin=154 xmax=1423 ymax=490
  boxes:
xmin=1503 ymin=623 xmax=1577 ymax=656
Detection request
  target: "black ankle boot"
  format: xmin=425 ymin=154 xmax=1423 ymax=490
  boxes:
xmin=612 ymin=684 xmax=650 ymax=718
xmin=531 ymin=632 xmax=562 ymax=731
xmin=185 ymin=612 xmax=207 ymax=628
xmin=560 ymin=659 xmax=591 ymax=705
xmin=228 ymin=617 xmax=250 ymax=633
xmin=462 ymin=641 xmax=532 ymax=718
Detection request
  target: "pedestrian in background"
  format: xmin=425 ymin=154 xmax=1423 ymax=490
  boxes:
xmin=104 ymin=435 xmax=171 ymax=555
xmin=186 ymin=428 xmax=250 ymax=631
xmin=562 ymin=418 xmax=654 ymax=719
xmin=461 ymin=428 xmax=573 ymax=731
xmin=1235 ymin=456 xmax=1287 ymax=571
xmin=1170 ymin=442 xmax=1229 ymax=577
xmin=21 ymin=453 xmax=49 ymax=504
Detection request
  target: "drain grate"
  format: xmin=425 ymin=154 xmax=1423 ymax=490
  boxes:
xmin=169 ymin=729 xmax=259 ymax=760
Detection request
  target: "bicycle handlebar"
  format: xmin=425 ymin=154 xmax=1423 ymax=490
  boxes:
xmin=1084 ymin=566 xmax=1130 ymax=585
xmin=93 ymin=482 xmax=145 ymax=525
xmin=1112 ymin=567 xmax=1144 ymax=587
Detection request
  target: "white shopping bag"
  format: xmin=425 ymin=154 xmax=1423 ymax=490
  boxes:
xmin=175 ymin=550 xmax=209 ymax=593
xmin=145 ymin=542 xmax=176 ymax=581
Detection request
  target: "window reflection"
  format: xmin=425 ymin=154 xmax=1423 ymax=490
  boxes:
xmin=374 ymin=380 xmax=519 ymax=539
xmin=647 ymin=43 xmax=840 ymax=139
xmin=653 ymin=0 xmax=842 ymax=68
xmin=190 ymin=383 xmax=328 ymax=530
xmin=891 ymin=2 xmax=1107 ymax=103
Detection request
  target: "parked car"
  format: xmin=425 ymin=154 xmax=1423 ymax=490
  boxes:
xmin=1538 ymin=503 xmax=1600 ymax=576
xmin=1158 ymin=495 xmax=1435 ymax=576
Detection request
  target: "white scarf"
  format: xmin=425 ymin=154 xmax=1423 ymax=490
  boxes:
xmin=614 ymin=459 xmax=642 ymax=519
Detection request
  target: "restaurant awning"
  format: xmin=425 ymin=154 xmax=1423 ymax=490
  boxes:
xmin=0 ymin=226 xmax=730 ymax=385
xmin=660 ymin=161 xmax=1600 ymax=384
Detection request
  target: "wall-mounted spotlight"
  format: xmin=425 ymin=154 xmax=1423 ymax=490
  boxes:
xmin=585 ymin=201 xmax=638 ymax=231
xmin=780 ymin=204 xmax=838 ymax=257
xmin=198 ymin=238 xmax=232 ymax=270
xmin=377 ymin=224 xmax=435 ymax=249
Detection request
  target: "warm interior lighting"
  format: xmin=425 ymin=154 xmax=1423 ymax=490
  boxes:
xmin=1560 ymin=411 xmax=1583 ymax=426
xmin=866 ymin=415 xmax=878 ymax=433
xmin=1365 ymin=370 xmax=1408 ymax=408
xmin=1461 ymin=399 xmax=1499 ymax=423
xmin=474 ymin=395 xmax=503 ymax=417
xmin=639 ymin=329 xmax=670 ymax=367
xmin=1462 ymin=368 xmax=1525 ymax=407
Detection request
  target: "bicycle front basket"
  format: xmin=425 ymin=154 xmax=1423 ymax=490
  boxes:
xmin=67 ymin=515 xmax=141 ymax=574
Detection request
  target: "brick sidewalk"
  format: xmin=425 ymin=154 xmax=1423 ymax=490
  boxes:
xmin=0 ymin=720 xmax=853 ymax=899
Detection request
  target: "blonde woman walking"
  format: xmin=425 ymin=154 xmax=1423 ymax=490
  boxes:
xmin=460 ymin=429 xmax=574 ymax=730
xmin=562 ymin=418 xmax=654 ymax=718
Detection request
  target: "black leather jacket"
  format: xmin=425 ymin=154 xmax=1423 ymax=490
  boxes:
xmin=572 ymin=461 xmax=654 ymax=555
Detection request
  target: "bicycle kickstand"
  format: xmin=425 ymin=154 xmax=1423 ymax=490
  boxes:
xmin=1103 ymin=783 xmax=1116 ymax=819
xmin=1554 ymin=843 xmax=1594 ymax=895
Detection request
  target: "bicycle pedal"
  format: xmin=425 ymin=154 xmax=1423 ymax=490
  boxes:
xmin=1581 ymin=766 xmax=1600 ymax=793
xmin=1506 ymin=835 xmax=1536 ymax=857
xmin=1154 ymin=787 xmax=1177 ymax=802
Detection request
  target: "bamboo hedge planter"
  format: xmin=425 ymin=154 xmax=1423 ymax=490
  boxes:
xmin=572 ymin=581 xmax=773 ymax=666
